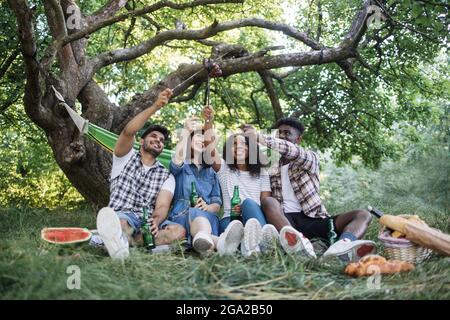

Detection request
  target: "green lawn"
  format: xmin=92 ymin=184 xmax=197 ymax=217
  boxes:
xmin=1 ymin=156 xmax=449 ymax=300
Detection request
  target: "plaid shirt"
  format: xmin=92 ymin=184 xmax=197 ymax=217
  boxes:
xmin=263 ymin=135 xmax=329 ymax=219
xmin=109 ymin=151 xmax=170 ymax=219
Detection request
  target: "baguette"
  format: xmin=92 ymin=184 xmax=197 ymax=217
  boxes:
xmin=390 ymin=215 xmax=427 ymax=238
xmin=379 ymin=215 xmax=409 ymax=233
xmin=404 ymin=223 xmax=450 ymax=256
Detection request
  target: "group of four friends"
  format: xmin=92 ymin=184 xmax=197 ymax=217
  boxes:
xmin=95 ymin=88 xmax=376 ymax=262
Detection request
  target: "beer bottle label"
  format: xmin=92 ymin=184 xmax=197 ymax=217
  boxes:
xmin=328 ymin=219 xmax=337 ymax=245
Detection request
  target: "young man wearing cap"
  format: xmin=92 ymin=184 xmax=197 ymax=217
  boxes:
xmin=96 ymin=88 xmax=186 ymax=260
xmin=242 ymin=118 xmax=376 ymax=262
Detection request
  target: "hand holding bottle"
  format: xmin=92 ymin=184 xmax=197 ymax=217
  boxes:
xmin=149 ymin=217 xmax=159 ymax=238
xmin=194 ymin=197 xmax=209 ymax=211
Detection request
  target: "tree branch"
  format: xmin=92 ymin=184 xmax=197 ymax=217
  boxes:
xmin=124 ymin=2 xmax=163 ymax=32
xmin=90 ymin=10 xmax=371 ymax=81
xmin=316 ymin=0 xmax=323 ymax=41
xmin=113 ymin=46 xmax=353 ymax=128
xmin=123 ymin=16 xmax=137 ymax=48
xmin=42 ymin=0 xmax=78 ymax=76
xmin=141 ymin=14 xmax=163 ymax=32
xmin=171 ymin=82 xmax=202 ymax=103
xmin=375 ymin=0 xmax=443 ymax=44
xmin=250 ymin=88 xmax=263 ymax=126
xmin=88 ymin=0 xmax=129 ymax=25
xmin=47 ymin=0 xmax=68 ymax=38
xmin=0 ymin=92 xmax=21 ymax=114
xmin=0 ymin=48 xmax=20 ymax=80
xmin=341 ymin=0 xmax=372 ymax=48
xmin=258 ymin=70 xmax=283 ymax=120
xmin=90 ymin=15 xmax=360 ymax=73
xmin=7 ymin=0 xmax=51 ymax=128
xmin=91 ymin=20 xmax=220 ymax=72
xmin=61 ymin=0 xmax=244 ymax=46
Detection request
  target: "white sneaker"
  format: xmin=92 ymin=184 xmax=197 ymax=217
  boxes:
xmin=279 ymin=226 xmax=316 ymax=258
xmin=192 ymin=231 xmax=214 ymax=255
xmin=323 ymin=239 xmax=376 ymax=262
xmin=241 ymin=218 xmax=262 ymax=257
xmin=260 ymin=224 xmax=279 ymax=254
xmin=217 ymin=220 xmax=244 ymax=256
xmin=96 ymin=207 xmax=129 ymax=260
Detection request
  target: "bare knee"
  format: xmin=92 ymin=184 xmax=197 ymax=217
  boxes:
xmin=165 ymin=224 xmax=186 ymax=241
xmin=261 ymin=197 xmax=281 ymax=212
xmin=355 ymin=210 xmax=372 ymax=225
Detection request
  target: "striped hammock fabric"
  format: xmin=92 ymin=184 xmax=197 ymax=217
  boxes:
xmin=86 ymin=122 xmax=173 ymax=168
xmin=54 ymin=86 xmax=173 ymax=169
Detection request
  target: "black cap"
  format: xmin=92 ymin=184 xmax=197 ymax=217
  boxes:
xmin=140 ymin=124 xmax=170 ymax=141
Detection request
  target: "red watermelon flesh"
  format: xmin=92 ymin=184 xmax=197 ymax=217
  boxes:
xmin=41 ymin=228 xmax=92 ymax=244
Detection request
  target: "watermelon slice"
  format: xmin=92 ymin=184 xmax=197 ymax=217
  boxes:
xmin=41 ymin=227 xmax=92 ymax=244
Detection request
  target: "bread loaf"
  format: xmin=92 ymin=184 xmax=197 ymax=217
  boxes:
xmin=390 ymin=215 xmax=427 ymax=238
xmin=345 ymin=254 xmax=415 ymax=277
xmin=379 ymin=215 xmax=409 ymax=233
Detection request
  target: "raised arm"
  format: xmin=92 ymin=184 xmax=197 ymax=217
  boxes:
xmin=172 ymin=118 xmax=197 ymax=166
xmin=242 ymin=125 xmax=319 ymax=174
xmin=114 ymin=88 xmax=172 ymax=157
xmin=202 ymin=105 xmax=221 ymax=172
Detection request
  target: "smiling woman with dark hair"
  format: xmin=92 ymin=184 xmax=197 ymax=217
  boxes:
xmin=222 ymin=133 xmax=263 ymax=177
xmin=203 ymin=105 xmax=279 ymax=258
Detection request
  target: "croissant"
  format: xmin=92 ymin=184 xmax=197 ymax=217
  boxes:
xmin=345 ymin=254 xmax=415 ymax=277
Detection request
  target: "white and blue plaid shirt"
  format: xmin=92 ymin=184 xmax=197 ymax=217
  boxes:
xmin=109 ymin=151 xmax=170 ymax=219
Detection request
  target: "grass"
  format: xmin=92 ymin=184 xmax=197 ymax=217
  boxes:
xmin=1 ymin=153 xmax=449 ymax=300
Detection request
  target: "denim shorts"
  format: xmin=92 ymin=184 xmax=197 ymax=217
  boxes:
xmin=170 ymin=208 xmax=219 ymax=245
xmin=117 ymin=212 xmax=177 ymax=236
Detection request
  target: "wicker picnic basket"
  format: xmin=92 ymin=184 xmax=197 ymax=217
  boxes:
xmin=378 ymin=215 xmax=433 ymax=264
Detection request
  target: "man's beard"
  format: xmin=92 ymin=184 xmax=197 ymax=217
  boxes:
xmin=143 ymin=142 xmax=162 ymax=157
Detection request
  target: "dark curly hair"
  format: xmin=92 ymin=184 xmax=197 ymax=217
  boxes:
xmin=272 ymin=117 xmax=305 ymax=136
xmin=222 ymin=133 xmax=266 ymax=177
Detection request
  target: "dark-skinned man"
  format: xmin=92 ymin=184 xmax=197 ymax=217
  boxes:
xmin=242 ymin=118 xmax=375 ymax=262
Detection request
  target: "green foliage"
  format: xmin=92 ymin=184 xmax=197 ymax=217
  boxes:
xmin=0 ymin=2 xmax=24 ymax=118
xmin=0 ymin=106 xmax=84 ymax=209
xmin=276 ymin=0 xmax=449 ymax=167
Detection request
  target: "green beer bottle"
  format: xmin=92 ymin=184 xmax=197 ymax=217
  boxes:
xmin=230 ymin=186 xmax=242 ymax=222
xmin=190 ymin=181 xmax=199 ymax=207
xmin=142 ymin=207 xmax=156 ymax=250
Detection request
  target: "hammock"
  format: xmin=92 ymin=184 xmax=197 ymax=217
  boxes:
xmin=54 ymin=86 xmax=173 ymax=168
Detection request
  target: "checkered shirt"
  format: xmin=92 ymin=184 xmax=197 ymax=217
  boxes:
xmin=263 ymin=135 xmax=329 ymax=219
xmin=109 ymin=151 xmax=170 ymax=219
